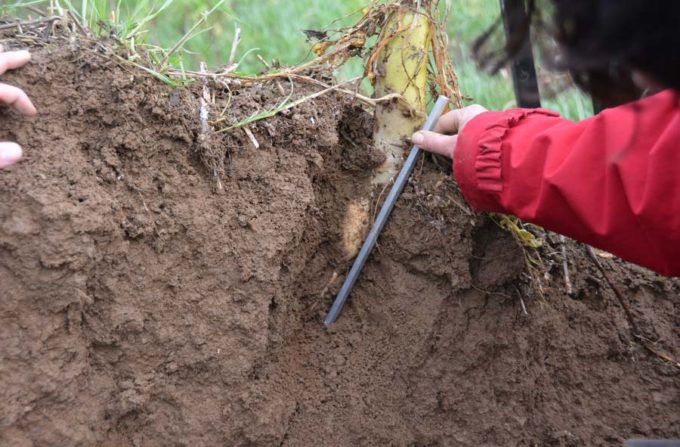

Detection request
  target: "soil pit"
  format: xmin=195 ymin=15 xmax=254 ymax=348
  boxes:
xmin=0 ymin=36 xmax=678 ymax=446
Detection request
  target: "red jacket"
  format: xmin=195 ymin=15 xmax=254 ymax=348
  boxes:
xmin=454 ymin=90 xmax=680 ymax=277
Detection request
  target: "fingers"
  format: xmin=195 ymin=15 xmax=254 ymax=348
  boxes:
xmin=411 ymin=104 xmax=488 ymax=159
xmin=0 ymin=50 xmax=36 ymax=116
xmin=0 ymin=50 xmax=32 ymax=169
xmin=411 ymin=131 xmax=458 ymax=159
xmin=0 ymin=142 xmax=22 ymax=169
xmin=0 ymin=83 xmax=37 ymax=116
xmin=433 ymin=109 xmax=465 ymax=134
xmin=433 ymin=104 xmax=488 ymax=134
xmin=0 ymin=50 xmax=31 ymax=75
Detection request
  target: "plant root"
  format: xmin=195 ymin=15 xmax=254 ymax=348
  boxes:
xmin=585 ymin=246 xmax=680 ymax=370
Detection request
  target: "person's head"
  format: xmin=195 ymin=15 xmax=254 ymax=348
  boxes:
xmin=478 ymin=0 xmax=680 ymax=105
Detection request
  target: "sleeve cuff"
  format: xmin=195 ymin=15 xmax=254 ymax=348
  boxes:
xmin=453 ymin=108 xmax=559 ymax=212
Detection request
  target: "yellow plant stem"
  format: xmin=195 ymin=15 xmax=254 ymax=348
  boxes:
xmin=341 ymin=5 xmax=433 ymax=260
xmin=372 ymin=8 xmax=432 ymax=185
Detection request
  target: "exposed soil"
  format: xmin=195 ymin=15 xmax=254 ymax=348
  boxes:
xmin=0 ymin=36 xmax=678 ymax=447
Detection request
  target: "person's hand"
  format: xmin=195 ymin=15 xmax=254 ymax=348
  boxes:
xmin=0 ymin=49 xmax=37 ymax=169
xmin=411 ymin=104 xmax=487 ymax=159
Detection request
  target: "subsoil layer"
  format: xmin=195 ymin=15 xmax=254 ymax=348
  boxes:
xmin=0 ymin=38 xmax=679 ymax=446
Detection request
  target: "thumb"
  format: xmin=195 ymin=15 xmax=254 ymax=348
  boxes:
xmin=0 ymin=142 xmax=22 ymax=169
xmin=411 ymin=131 xmax=457 ymax=159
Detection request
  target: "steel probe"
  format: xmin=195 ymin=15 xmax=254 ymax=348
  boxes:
xmin=324 ymin=95 xmax=449 ymax=325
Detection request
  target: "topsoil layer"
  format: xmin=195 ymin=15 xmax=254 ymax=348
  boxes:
xmin=0 ymin=37 xmax=679 ymax=447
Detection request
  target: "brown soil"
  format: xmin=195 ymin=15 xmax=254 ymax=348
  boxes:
xmin=1 ymin=37 xmax=679 ymax=447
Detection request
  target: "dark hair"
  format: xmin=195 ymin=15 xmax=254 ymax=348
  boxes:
xmin=476 ymin=0 xmax=680 ymax=106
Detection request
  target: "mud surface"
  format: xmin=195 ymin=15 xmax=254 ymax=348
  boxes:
xmin=0 ymin=38 xmax=679 ymax=446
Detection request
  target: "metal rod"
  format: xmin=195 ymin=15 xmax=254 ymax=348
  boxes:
xmin=324 ymin=95 xmax=449 ymax=325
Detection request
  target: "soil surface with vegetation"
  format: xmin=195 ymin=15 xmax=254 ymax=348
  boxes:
xmin=1 ymin=34 xmax=679 ymax=446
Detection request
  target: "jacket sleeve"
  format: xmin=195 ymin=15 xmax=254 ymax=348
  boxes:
xmin=453 ymin=90 xmax=680 ymax=277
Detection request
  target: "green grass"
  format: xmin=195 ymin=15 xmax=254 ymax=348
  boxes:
xmin=1 ymin=0 xmax=592 ymax=119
